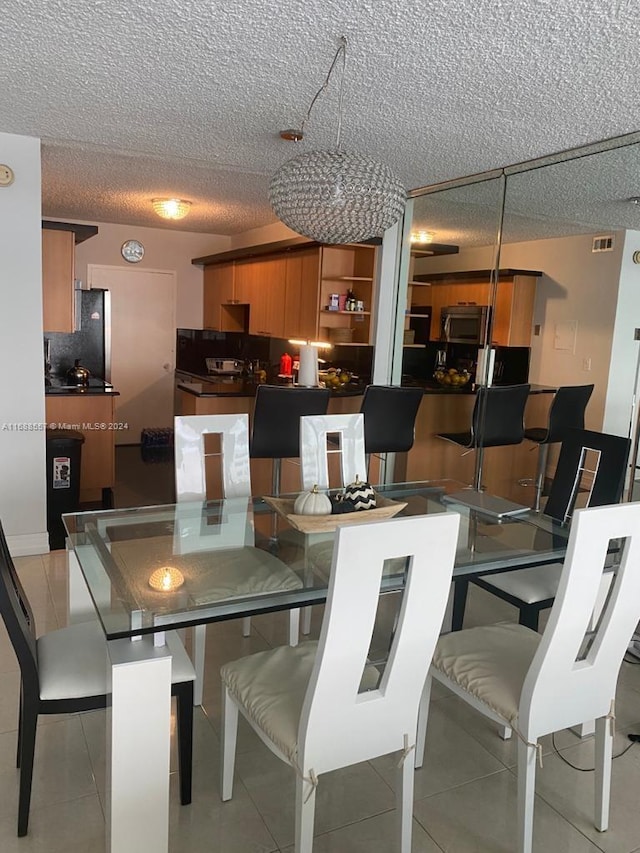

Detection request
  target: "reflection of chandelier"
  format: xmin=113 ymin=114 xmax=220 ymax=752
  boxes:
xmin=269 ymin=37 xmax=406 ymax=244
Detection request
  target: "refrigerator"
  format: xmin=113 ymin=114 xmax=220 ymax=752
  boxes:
xmin=46 ymin=289 xmax=111 ymax=381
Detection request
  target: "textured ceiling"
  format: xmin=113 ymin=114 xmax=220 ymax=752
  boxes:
xmin=1 ymin=0 xmax=639 ymax=237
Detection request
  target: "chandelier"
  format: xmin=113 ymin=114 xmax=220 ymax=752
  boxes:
xmin=269 ymin=37 xmax=406 ymax=245
xmin=152 ymin=198 xmax=192 ymax=220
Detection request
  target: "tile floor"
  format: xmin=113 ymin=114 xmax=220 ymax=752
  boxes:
xmin=4 ymin=450 xmax=640 ymax=851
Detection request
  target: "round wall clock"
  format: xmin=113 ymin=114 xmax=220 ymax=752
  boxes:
xmin=121 ymin=239 xmax=145 ymax=263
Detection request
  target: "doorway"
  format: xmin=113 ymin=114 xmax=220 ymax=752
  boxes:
xmin=87 ymin=265 xmax=176 ymax=445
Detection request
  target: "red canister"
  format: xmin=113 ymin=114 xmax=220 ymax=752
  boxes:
xmin=279 ymin=352 xmax=292 ymax=376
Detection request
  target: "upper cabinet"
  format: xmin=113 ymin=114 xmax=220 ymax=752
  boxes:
xmin=412 ymin=269 xmax=541 ymax=347
xmin=42 ymin=222 xmax=98 ymax=333
xmin=42 ymin=229 xmax=75 ymax=332
xmin=197 ymin=241 xmax=376 ymax=344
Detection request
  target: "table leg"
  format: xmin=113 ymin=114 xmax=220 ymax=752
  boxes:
xmin=106 ymin=637 xmax=173 ymax=853
xmin=66 ymin=543 xmax=97 ymax=624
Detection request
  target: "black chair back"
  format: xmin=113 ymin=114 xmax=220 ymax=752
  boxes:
xmin=250 ymin=385 xmax=331 ymax=459
xmin=544 ymin=428 xmax=630 ymax=522
xmin=0 ymin=523 xmax=39 ymax=700
xmin=471 ymin=384 xmax=530 ymax=448
xmin=359 ymin=385 xmax=424 ymax=454
xmin=546 ymin=384 xmax=594 ymax=444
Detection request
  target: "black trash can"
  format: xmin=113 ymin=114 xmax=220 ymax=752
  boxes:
xmin=45 ymin=429 xmax=85 ymax=550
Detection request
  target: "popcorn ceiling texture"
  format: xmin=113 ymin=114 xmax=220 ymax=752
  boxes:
xmin=1 ymin=0 xmax=639 ymax=236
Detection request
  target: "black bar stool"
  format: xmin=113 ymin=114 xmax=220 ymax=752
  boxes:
xmin=250 ymin=385 xmax=331 ymax=498
xmin=522 ymin=384 xmax=594 ymax=510
xmin=437 ymin=384 xmax=531 ymax=491
xmin=359 ymin=385 xmax=424 ymax=479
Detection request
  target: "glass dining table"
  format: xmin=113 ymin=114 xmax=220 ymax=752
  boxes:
xmin=62 ymin=480 xmax=569 ymax=853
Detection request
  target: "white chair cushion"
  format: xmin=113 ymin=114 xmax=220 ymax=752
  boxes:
xmin=478 ymin=563 xmax=562 ymax=604
xmin=37 ymin=621 xmax=195 ymax=701
xmin=432 ymin=623 xmax=541 ymax=726
xmin=307 ymin=540 xmax=407 ymax=582
xmin=221 ymin=642 xmax=379 ymax=764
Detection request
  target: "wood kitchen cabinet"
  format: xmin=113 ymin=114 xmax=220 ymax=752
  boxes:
xmin=238 ymin=256 xmax=287 ymax=338
xmin=318 ymin=244 xmax=377 ymax=344
xmin=284 ymin=248 xmax=321 ymax=341
xmin=45 ymin=395 xmax=116 ymax=502
xmin=203 ymin=262 xmax=247 ymax=332
xmin=413 ymin=269 xmax=541 ymax=346
xmin=42 ymin=229 xmax=75 ymax=332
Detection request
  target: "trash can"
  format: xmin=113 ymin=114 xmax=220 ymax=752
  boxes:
xmin=46 ymin=429 xmax=85 ymax=550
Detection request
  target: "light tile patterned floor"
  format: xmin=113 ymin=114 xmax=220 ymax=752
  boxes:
xmin=3 ymin=557 xmax=640 ymax=852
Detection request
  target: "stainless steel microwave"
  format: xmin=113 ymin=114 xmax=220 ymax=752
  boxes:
xmin=440 ymin=305 xmax=490 ymax=344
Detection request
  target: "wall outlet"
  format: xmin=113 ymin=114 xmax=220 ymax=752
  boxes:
xmin=0 ymin=164 xmax=14 ymax=186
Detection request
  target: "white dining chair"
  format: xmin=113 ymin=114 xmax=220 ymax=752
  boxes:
xmin=417 ymin=501 xmax=640 ymax=853
xmin=220 ymin=511 xmax=460 ymax=853
xmin=299 ymin=412 xmax=367 ymax=491
xmin=174 ymin=414 xmax=301 ymax=705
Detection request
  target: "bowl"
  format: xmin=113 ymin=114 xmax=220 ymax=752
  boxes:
xmin=434 ymin=369 xmax=471 ymax=389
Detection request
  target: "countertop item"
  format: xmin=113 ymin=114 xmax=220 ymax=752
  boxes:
xmin=176 ymin=374 xmax=367 ymax=398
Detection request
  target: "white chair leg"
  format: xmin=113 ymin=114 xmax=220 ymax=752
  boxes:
xmin=220 ymin=685 xmax=239 ymax=801
xmin=594 ymin=716 xmax=613 ymax=831
xmin=295 ymin=771 xmax=316 ymax=853
xmin=193 ymin=625 xmax=206 ymax=706
xmin=397 ymin=746 xmax=414 ymax=853
xmin=516 ymin=738 xmax=537 ymax=853
xmin=242 ymin=617 xmax=251 ymax=637
xmin=499 ymin=724 xmax=513 ymax=740
xmin=301 ymin=606 xmax=312 ymax=635
xmin=288 ymin=608 xmax=300 ymax=646
xmin=415 ymin=676 xmax=432 ymax=769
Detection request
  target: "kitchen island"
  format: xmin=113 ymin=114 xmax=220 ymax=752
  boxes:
xmin=175 ymin=376 xmax=555 ymax=502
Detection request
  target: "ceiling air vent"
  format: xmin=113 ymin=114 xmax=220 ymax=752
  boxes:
xmin=592 ymin=235 xmax=614 ymax=253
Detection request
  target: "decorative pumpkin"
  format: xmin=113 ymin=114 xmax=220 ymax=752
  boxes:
xmin=330 ymin=494 xmax=356 ymax=515
xmin=293 ymin=484 xmax=332 ymax=515
xmin=342 ymin=475 xmax=376 ymax=511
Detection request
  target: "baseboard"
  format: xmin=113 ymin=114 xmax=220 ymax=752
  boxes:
xmin=6 ymin=530 xmax=50 ymax=556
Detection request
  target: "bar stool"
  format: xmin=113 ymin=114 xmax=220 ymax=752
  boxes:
xmin=250 ymin=384 xmax=331 ymax=497
xmin=437 ymin=384 xmax=531 ymax=491
xmin=359 ymin=385 xmax=424 ymax=479
xmin=522 ymin=383 xmax=594 ymax=510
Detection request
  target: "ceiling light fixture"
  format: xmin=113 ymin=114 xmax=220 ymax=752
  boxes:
xmin=152 ymin=198 xmax=192 ymax=220
xmin=410 ymin=230 xmax=435 ymax=244
xmin=269 ymin=36 xmax=406 ymax=244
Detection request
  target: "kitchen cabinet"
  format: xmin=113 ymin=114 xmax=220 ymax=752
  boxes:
xmin=42 ymin=229 xmax=75 ymax=332
xmin=238 ymin=255 xmax=287 ymax=337
xmin=284 ymin=248 xmax=321 ymax=341
xmin=45 ymin=394 xmax=116 ymax=502
xmin=203 ymin=262 xmax=247 ymax=332
xmin=412 ymin=269 xmax=541 ymax=346
xmin=318 ymin=244 xmax=377 ymax=344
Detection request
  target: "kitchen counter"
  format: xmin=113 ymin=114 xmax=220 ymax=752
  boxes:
xmin=45 ymin=377 xmax=120 ymax=396
xmin=177 ymin=378 xmax=367 ymax=398
xmin=402 ymin=380 xmax=557 ymax=395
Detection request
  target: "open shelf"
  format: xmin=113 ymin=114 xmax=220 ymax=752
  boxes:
xmin=322 ymin=275 xmax=374 ymax=282
xmin=321 ymin=309 xmax=371 ymax=316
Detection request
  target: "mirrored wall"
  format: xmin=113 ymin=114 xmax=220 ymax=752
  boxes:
xmin=390 ymin=132 xmax=640 ymax=502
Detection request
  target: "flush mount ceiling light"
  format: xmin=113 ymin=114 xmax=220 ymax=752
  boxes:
xmin=269 ymin=36 xmax=406 ymax=244
xmin=152 ymin=198 xmax=192 ymax=220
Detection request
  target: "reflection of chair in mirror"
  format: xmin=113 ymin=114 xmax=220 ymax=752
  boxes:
xmin=436 ymin=384 xmax=531 ymax=491
xmin=0 ymin=520 xmax=195 ymax=837
xmin=299 ymin=412 xmax=367 ymax=491
xmin=359 ymin=385 xmax=423 ymax=480
xmin=418 ymin=501 xmax=640 ymax=853
xmin=174 ymin=414 xmax=302 ymax=705
xmin=452 ymin=428 xmax=631 ymax=631
xmin=522 ymin=384 xmax=594 ymax=510
xmin=250 ymin=386 xmax=331 ymax=497
xmin=220 ymin=512 xmax=460 ymax=853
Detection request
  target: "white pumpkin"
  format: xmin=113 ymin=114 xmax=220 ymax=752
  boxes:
xmin=293 ymin=484 xmax=332 ymax=515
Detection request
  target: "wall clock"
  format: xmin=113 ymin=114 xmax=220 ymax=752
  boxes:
xmin=121 ymin=239 xmax=145 ymax=263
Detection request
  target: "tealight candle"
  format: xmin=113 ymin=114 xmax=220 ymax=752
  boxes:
xmin=148 ymin=566 xmax=184 ymax=592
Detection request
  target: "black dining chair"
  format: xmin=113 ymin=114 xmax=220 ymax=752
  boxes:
xmin=359 ymin=385 xmax=424 ymax=478
xmin=437 ymin=384 xmax=531 ymax=490
xmin=522 ymin=383 xmax=594 ymax=510
xmin=0 ymin=521 xmax=195 ymax=836
xmin=250 ymin=385 xmax=331 ymax=496
xmin=452 ymin=427 xmax=631 ymax=631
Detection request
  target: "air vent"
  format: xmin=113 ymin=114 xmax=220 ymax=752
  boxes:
xmin=592 ymin=235 xmax=614 ymax=253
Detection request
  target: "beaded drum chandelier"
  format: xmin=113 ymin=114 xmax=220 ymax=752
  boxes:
xmin=269 ymin=37 xmax=406 ymax=244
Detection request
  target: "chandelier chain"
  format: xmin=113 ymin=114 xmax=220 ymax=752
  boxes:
xmin=299 ymin=35 xmax=347 ymax=148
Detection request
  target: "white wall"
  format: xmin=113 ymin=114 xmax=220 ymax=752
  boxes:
xmin=229 ymin=220 xmax=298 ymax=250
xmin=66 ymin=220 xmax=230 ymax=329
xmin=0 ymin=133 xmax=49 ymax=554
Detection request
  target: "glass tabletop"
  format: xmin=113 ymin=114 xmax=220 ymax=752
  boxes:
xmin=63 ymin=481 xmax=570 ymax=641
